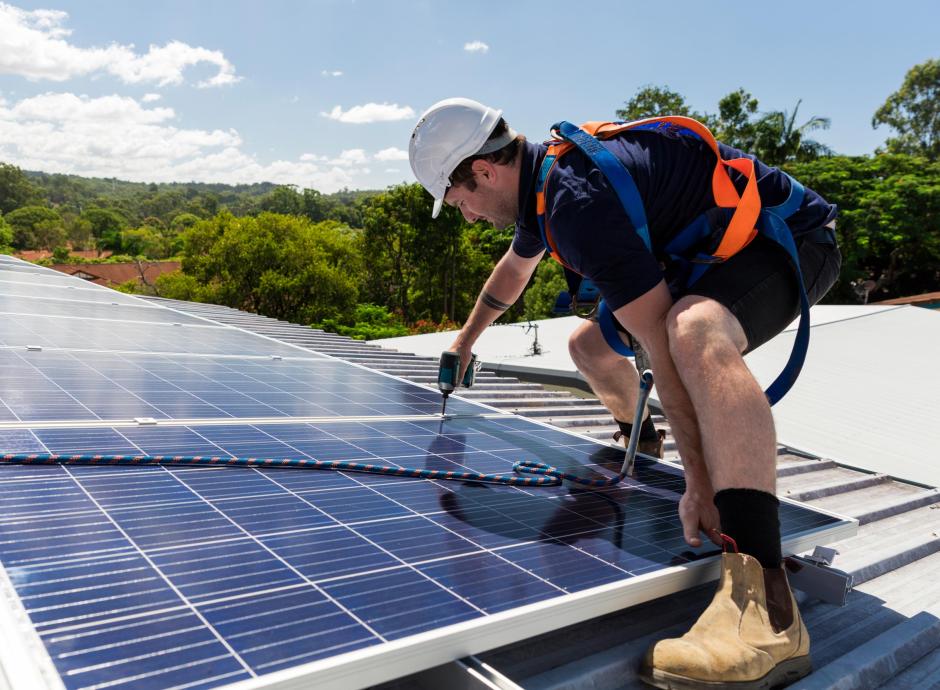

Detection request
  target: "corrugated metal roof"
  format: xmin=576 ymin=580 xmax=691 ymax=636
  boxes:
xmin=143 ymin=296 xmax=940 ymax=689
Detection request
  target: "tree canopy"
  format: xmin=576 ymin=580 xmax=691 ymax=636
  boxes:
xmin=873 ymin=58 xmax=940 ymax=160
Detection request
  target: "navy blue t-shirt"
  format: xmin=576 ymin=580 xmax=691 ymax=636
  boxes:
xmin=512 ymin=128 xmax=836 ymax=311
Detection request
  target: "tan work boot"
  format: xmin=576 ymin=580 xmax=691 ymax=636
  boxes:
xmin=639 ymin=551 xmax=811 ymax=689
xmin=613 ymin=428 xmax=667 ymax=458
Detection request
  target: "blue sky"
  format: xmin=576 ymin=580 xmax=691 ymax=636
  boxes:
xmin=0 ymin=0 xmax=937 ymax=192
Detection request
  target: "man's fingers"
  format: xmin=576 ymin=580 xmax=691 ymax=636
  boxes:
xmin=682 ymin=516 xmax=702 ymax=547
xmin=707 ymin=526 xmax=724 ymax=547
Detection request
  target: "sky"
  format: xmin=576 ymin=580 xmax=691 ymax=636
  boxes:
xmin=0 ymin=0 xmax=937 ymax=194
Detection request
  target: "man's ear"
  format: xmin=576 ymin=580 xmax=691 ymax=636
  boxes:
xmin=470 ymin=159 xmax=497 ymax=184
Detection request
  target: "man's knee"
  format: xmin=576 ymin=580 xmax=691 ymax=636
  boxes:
xmin=666 ymin=297 xmax=746 ymax=370
xmin=568 ymin=324 xmax=596 ymax=367
xmin=568 ymin=322 xmax=618 ymax=369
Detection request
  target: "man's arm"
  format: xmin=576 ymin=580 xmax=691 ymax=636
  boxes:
xmin=450 ymin=248 xmax=543 ymax=378
xmin=612 ymin=280 xmax=721 ymax=547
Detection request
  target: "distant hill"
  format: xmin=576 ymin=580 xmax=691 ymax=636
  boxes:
xmin=17 ymin=168 xmax=380 ymax=224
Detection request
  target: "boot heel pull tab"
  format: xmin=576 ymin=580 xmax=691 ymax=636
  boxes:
xmin=719 ymin=533 xmax=739 ymax=553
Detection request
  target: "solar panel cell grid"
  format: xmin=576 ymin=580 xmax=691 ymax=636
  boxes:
xmin=0 ymin=350 xmax=483 ymax=422
xmin=1 ymin=419 xmax=843 ymax=687
xmin=0 ymin=263 xmax=853 ymax=689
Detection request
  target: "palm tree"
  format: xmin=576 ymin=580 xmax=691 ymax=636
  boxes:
xmin=754 ymin=100 xmax=833 ymax=165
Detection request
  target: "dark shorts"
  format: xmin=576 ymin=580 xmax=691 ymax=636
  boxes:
xmin=613 ymin=226 xmax=842 ymax=353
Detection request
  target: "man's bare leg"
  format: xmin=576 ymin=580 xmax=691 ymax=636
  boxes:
xmin=665 ymin=296 xmax=776 ymax=493
xmin=568 ymin=320 xmax=666 ymax=456
xmin=641 ymin=296 xmax=807 ymax=690
xmin=567 ymin=319 xmax=642 ymax=422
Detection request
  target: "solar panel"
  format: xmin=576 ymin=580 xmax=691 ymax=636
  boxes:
xmin=0 ymin=257 xmax=856 ymax=689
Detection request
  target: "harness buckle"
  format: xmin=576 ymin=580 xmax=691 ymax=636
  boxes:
xmin=690 ymin=253 xmax=726 ymax=265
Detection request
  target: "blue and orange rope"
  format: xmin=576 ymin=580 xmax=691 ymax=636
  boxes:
xmin=0 ymin=453 xmax=629 ymax=488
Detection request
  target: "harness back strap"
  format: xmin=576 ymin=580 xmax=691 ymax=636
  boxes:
xmin=535 ymin=116 xmax=812 ymax=405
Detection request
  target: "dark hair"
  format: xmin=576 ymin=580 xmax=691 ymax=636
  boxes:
xmin=449 ymin=118 xmax=525 ymax=192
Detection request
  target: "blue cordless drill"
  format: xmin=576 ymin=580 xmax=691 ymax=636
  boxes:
xmin=437 ymin=351 xmax=477 ymax=416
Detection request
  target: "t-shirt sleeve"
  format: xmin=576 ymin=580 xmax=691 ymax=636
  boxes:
xmin=547 ymin=173 xmax=664 ymax=312
xmin=511 ymin=223 xmax=547 ymax=258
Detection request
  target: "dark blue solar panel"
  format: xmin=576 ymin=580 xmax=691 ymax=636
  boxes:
xmin=0 ymin=417 xmax=845 ymax=690
xmin=0 ymin=260 xmax=852 ymax=689
xmin=0 ymin=313 xmax=320 ymax=357
xmin=0 ymin=277 xmax=145 ymax=304
xmin=0 ymin=350 xmax=483 ymax=421
xmin=0 ymin=293 xmax=211 ymax=325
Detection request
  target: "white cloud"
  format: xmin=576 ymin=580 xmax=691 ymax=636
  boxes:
xmin=464 ymin=40 xmax=489 ymax=54
xmin=0 ymin=3 xmax=240 ymax=87
xmin=331 ymin=148 xmax=367 ymax=166
xmin=141 ymin=93 xmax=161 ymax=102
xmin=322 ymin=102 xmax=414 ymax=124
xmin=320 ymin=70 xmax=343 ymax=77
xmin=0 ymin=92 xmax=368 ymax=193
xmin=374 ymin=146 xmax=408 ymax=161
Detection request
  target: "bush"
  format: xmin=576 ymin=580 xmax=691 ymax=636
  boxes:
xmin=312 ymin=303 xmax=409 ymax=340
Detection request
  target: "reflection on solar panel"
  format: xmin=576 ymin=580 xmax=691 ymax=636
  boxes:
xmin=0 ymin=258 xmax=856 ymax=690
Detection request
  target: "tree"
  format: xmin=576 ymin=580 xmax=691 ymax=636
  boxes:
xmin=0 ymin=215 xmax=13 ymax=251
xmin=753 ymin=100 xmax=832 ymax=165
xmin=0 ymin=163 xmax=41 ymax=214
xmin=617 ymin=85 xmax=708 ymax=122
xmin=121 ymin=226 xmax=171 ymax=259
xmin=786 ymin=153 xmax=940 ymax=302
xmin=523 ymin=259 xmax=567 ymax=320
xmin=713 ymin=88 xmax=760 ymax=151
xmin=4 ymin=205 xmax=61 ymax=249
xmin=873 ymin=58 xmax=940 ymax=160
xmin=33 ymin=218 xmax=67 ymax=250
xmin=260 ymin=186 xmax=304 ymax=215
xmin=178 ymin=212 xmax=364 ymax=323
xmin=81 ymin=207 xmax=126 ymax=240
xmin=65 ymin=215 xmax=93 ymax=250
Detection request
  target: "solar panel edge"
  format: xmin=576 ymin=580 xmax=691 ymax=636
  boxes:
xmin=0 ymin=561 xmax=65 ymax=690
xmin=208 ymin=515 xmax=859 ymax=690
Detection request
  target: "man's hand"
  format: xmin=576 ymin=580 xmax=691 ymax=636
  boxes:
xmin=447 ymin=339 xmax=474 ymax=386
xmin=679 ymin=490 xmax=723 ymax=548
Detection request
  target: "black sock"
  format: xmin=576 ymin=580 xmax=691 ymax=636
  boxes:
xmin=713 ymin=488 xmax=782 ymax=568
xmin=615 ymin=416 xmax=658 ymax=442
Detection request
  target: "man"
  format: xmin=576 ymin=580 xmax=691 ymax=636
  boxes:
xmin=409 ymin=97 xmax=840 ymax=689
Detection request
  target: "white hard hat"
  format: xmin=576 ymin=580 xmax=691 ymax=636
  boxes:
xmin=409 ymin=97 xmax=514 ymax=218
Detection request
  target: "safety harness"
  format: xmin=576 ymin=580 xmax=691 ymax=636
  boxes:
xmin=535 ymin=116 xmax=810 ymax=405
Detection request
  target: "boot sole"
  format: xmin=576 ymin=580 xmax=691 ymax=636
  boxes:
xmin=638 ymin=654 xmax=812 ymax=690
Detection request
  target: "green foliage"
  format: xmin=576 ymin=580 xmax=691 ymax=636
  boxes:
xmin=713 ymin=89 xmax=760 ymax=151
xmin=5 ymin=205 xmax=62 ymax=249
xmin=177 ymin=212 xmax=364 ymax=322
xmin=51 ymin=246 xmax=71 ymax=263
xmin=616 ymin=85 xmax=708 ymax=122
xmin=523 ymin=259 xmax=567 ymax=321
xmin=121 ymin=226 xmax=172 ymax=259
xmin=0 ymin=215 xmax=13 ymax=252
xmin=312 ymin=303 xmax=409 ymax=340
xmin=260 ymin=186 xmax=304 ymax=215
xmin=617 ymin=85 xmax=831 ymax=165
xmin=151 ymin=270 xmax=209 ymax=301
xmin=361 ymin=184 xmax=457 ymax=321
xmin=752 ymin=100 xmax=832 ymax=165
xmin=81 ymin=207 xmax=127 ymax=246
xmin=0 ymin=163 xmax=41 ymax=214
xmin=873 ymin=58 xmax=940 ymax=160
xmin=786 ymin=154 xmax=940 ymax=301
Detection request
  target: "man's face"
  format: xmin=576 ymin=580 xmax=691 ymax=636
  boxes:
xmin=443 ymin=162 xmax=518 ymax=229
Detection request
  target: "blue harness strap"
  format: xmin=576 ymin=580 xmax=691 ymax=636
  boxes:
xmin=538 ymin=121 xmax=813 ymax=405
xmin=596 ymin=300 xmax=635 ymax=357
